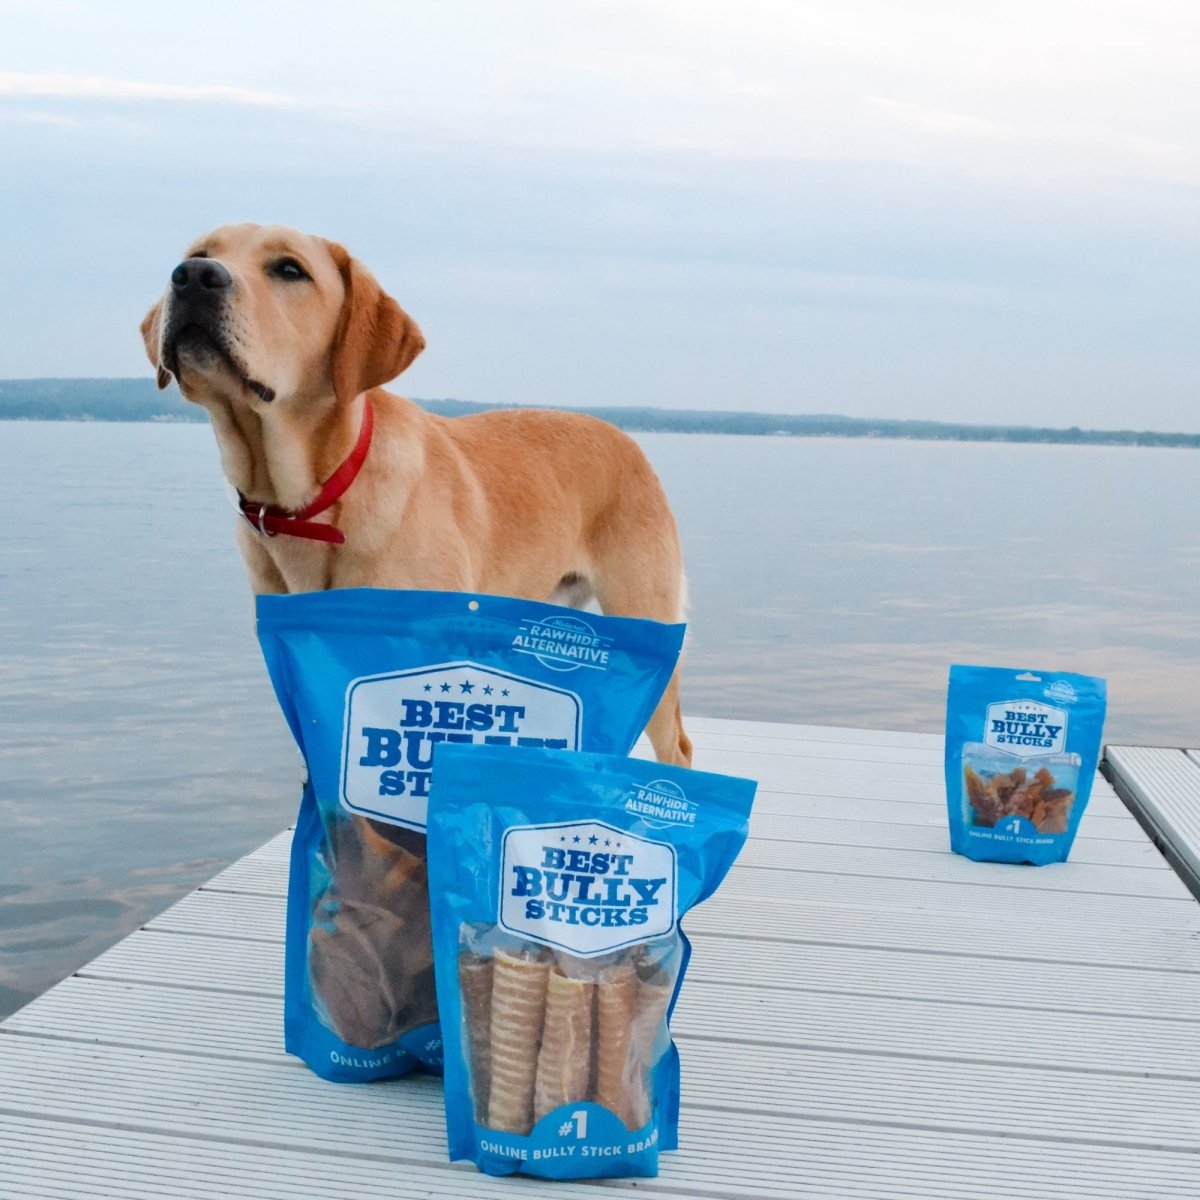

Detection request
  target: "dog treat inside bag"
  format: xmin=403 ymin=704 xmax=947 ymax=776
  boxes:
xmin=427 ymin=743 xmax=755 ymax=1179
xmin=945 ymin=665 xmax=1106 ymax=865
xmin=256 ymin=588 xmax=684 ymax=1082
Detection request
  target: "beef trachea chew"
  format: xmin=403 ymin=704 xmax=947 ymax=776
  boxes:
xmin=533 ymin=964 xmax=595 ymax=1122
xmin=626 ymin=973 xmax=674 ymax=1130
xmin=486 ymin=949 xmax=552 ymax=1134
xmin=593 ymin=960 xmax=638 ymax=1127
xmin=457 ymin=953 xmax=494 ymax=1122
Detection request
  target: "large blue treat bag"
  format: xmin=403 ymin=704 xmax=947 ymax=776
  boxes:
xmin=427 ymin=743 xmax=756 ymax=1180
xmin=945 ymin=664 xmax=1107 ymax=865
xmin=255 ymin=588 xmax=684 ymax=1082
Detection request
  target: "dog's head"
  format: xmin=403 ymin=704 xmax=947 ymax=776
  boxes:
xmin=140 ymin=223 xmax=424 ymax=411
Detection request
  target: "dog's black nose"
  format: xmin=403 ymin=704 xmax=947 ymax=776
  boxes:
xmin=170 ymin=258 xmax=232 ymax=293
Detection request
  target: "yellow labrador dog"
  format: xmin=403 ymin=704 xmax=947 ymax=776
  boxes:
xmin=141 ymin=223 xmax=691 ymax=766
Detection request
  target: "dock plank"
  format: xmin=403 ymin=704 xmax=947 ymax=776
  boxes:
xmin=4 ymin=1110 xmax=1198 ymax=1200
xmin=155 ymin=885 xmax=1200 ymax=973
xmin=2 ymin=1034 xmax=1199 ymax=1166
xmin=205 ymin=849 xmax=1200 ymax=926
xmin=109 ymin=917 xmax=1200 ymax=1022
xmin=11 ymin=948 xmax=1200 ymax=1081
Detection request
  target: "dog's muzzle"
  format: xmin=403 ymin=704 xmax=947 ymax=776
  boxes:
xmin=161 ymin=257 xmax=236 ymax=379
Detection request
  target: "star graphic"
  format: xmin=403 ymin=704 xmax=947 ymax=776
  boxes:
xmin=572 ymin=835 xmax=581 ymax=844
xmin=460 ymin=680 xmax=474 ymax=694
xmin=588 ymin=835 xmax=598 ymax=845
xmin=440 ymin=682 xmax=452 ymax=693
xmin=423 ymin=684 xmax=432 ymax=693
xmin=559 ymin=835 xmax=567 ymax=843
xmin=501 ymin=688 xmax=510 ymax=697
xmin=482 ymin=685 xmax=494 ymax=696
xmin=604 ymin=839 xmax=611 ymax=847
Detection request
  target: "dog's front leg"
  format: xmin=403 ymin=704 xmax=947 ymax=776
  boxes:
xmin=236 ymin=523 xmax=290 ymax=595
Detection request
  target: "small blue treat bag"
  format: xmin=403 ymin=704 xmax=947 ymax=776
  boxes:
xmin=427 ymin=743 xmax=756 ymax=1180
xmin=945 ymin=665 xmax=1107 ymax=865
xmin=256 ymin=589 xmax=684 ymax=1083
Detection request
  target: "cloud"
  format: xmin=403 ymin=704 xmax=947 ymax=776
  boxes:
xmin=0 ymin=71 xmax=299 ymax=109
xmin=0 ymin=109 xmax=80 ymax=128
xmin=867 ymin=97 xmax=1018 ymax=142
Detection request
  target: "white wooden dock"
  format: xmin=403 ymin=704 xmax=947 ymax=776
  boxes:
xmin=2 ymin=717 xmax=1199 ymax=1198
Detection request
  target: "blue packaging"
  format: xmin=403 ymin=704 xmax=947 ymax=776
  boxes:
xmin=427 ymin=743 xmax=755 ymax=1180
xmin=256 ymin=588 xmax=684 ymax=1082
xmin=945 ymin=665 xmax=1107 ymax=865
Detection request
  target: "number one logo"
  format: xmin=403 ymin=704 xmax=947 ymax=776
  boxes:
xmin=570 ymin=1110 xmax=588 ymax=1139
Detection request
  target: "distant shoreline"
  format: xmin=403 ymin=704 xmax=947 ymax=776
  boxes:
xmin=2 ymin=378 xmax=1198 ymax=449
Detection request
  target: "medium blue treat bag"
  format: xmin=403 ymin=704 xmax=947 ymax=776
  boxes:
xmin=427 ymin=743 xmax=756 ymax=1180
xmin=256 ymin=588 xmax=684 ymax=1083
xmin=945 ymin=665 xmax=1107 ymax=865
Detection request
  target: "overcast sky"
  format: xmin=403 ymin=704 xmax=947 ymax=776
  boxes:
xmin=2 ymin=0 xmax=1199 ymax=429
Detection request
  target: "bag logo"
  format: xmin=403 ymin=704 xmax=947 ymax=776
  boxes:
xmin=1044 ymin=679 xmax=1078 ymax=704
xmin=624 ymin=778 xmax=697 ymax=827
xmin=499 ymin=820 xmax=677 ymax=956
xmin=511 ymin=615 xmax=613 ymax=673
xmin=342 ymin=662 xmax=582 ymax=831
xmin=984 ymin=699 xmax=1068 ymax=758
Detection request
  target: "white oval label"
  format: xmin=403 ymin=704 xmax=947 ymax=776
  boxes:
xmin=341 ymin=661 xmax=581 ymax=830
xmin=499 ymin=820 xmax=677 ymax=956
xmin=984 ymin=699 xmax=1068 ymax=758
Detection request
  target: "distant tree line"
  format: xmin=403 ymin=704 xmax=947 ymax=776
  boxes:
xmin=2 ymin=377 xmax=1198 ymax=448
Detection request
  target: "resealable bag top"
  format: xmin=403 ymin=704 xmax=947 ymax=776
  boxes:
xmin=256 ymin=588 xmax=685 ymax=1083
xmin=945 ymin=664 xmax=1107 ymax=865
xmin=427 ymin=742 xmax=756 ymax=1180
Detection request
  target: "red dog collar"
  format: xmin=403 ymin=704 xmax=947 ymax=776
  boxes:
xmin=238 ymin=399 xmax=374 ymax=545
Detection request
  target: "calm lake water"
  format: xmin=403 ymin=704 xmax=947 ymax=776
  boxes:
xmin=2 ymin=420 xmax=1199 ymax=1017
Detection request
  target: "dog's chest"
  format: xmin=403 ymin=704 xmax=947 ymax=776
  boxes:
xmin=273 ymin=540 xmax=338 ymax=592
xmin=252 ymin=532 xmax=433 ymax=594
xmin=235 ymin=523 xmax=341 ymax=594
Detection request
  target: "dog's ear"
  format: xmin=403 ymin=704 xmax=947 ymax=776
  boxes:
xmin=328 ymin=242 xmax=425 ymax=405
xmin=140 ymin=299 xmax=173 ymax=390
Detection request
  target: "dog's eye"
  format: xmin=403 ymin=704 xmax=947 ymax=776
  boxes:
xmin=270 ymin=258 xmax=310 ymax=282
